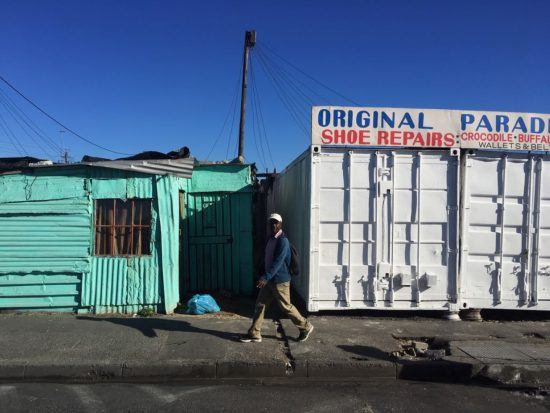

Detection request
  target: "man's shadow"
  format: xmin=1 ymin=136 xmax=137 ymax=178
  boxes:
xmin=337 ymin=345 xmax=393 ymax=361
xmin=76 ymin=316 xmax=279 ymax=341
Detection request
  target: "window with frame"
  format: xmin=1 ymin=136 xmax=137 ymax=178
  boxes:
xmin=94 ymin=199 xmax=152 ymax=256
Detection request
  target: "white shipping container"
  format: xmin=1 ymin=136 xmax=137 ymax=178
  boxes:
xmin=271 ymin=146 xmax=460 ymax=312
xmin=460 ymin=151 xmax=550 ymax=310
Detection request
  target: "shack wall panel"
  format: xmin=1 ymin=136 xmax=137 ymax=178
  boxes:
xmin=0 ymin=273 xmax=81 ymax=310
xmin=0 ymin=197 xmax=91 ymax=276
xmin=0 ymin=175 xmax=87 ymax=202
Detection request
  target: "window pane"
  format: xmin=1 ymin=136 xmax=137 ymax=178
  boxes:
xmin=133 ymin=199 xmax=152 ymax=226
xmin=116 ymin=199 xmax=132 ymax=226
xmin=114 ymin=227 xmax=132 ymax=255
xmin=95 ymin=199 xmax=114 ymax=226
xmin=133 ymin=227 xmax=151 ymax=255
xmin=95 ymin=227 xmax=113 ymax=255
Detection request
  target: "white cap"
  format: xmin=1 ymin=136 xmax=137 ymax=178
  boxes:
xmin=268 ymin=213 xmax=282 ymax=223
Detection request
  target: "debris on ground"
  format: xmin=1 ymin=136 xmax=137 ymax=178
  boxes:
xmin=391 ymin=337 xmax=448 ymax=360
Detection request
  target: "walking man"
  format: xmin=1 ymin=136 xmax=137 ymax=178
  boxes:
xmin=241 ymin=213 xmax=314 ymax=343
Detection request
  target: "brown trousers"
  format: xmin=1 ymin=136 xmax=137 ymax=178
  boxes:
xmin=249 ymin=281 xmax=309 ymax=338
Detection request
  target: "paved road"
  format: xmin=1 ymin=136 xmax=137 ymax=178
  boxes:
xmin=0 ymin=380 xmax=549 ymax=412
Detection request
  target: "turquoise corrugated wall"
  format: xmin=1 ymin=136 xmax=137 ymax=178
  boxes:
xmin=0 ymin=167 xmax=175 ymax=313
xmin=183 ymin=164 xmax=254 ymax=296
xmin=0 ymin=164 xmax=253 ymax=312
xmin=0 ymin=173 xmax=91 ymax=310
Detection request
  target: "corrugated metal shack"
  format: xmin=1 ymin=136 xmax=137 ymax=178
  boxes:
xmin=0 ymin=154 xmax=255 ymax=314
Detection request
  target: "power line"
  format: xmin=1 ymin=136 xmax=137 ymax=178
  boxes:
xmin=0 ymin=96 xmax=55 ymax=158
xmin=256 ymin=46 xmax=327 ymax=105
xmin=254 ymin=51 xmax=309 ymax=137
xmin=258 ymin=41 xmax=362 ymax=106
xmin=205 ymin=70 xmax=242 ymax=161
xmin=225 ymin=77 xmax=241 ymax=160
xmin=248 ymin=57 xmax=268 ymax=169
xmin=0 ymin=112 xmax=26 ymax=155
xmin=0 ymin=75 xmax=131 ymax=155
xmin=249 ymin=55 xmax=275 ymax=169
xmin=256 ymin=50 xmax=311 ymax=130
xmin=0 ymin=87 xmax=62 ymax=152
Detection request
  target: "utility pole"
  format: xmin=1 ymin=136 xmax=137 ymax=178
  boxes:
xmin=237 ymin=30 xmax=256 ymax=163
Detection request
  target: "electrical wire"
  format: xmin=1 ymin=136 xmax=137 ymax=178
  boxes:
xmin=258 ymin=41 xmax=362 ymax=106
xmin=256 ymin=47 xmax=316 ymax=107
xmin=0 ymin=112 xmax=26 ymax=155
xmin=249 ymin=55 xmax=275 ymax=169
xmin=0 ymin=74 xmax=131 ymax=155
xmin=248 ymin=57 xmax=268 ymax=169
xmin=0 ymin=87 xmax=62 ymax=153
xmin=256 ymin=49 xmax=313 ymax=126
xmin=256 ymin=50 xmax=310 ymax=131
xmin=0 ymin=96 xmax=55 ymax=158
xmin=205 ymin=70 xmax=242 ymax=160
xmin=254 ymin=51 xmax=309 ymax=137
xmin=226 ymin=85 xmax=240 ymax=160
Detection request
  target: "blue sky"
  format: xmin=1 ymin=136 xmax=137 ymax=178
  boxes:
xmin=0 ymin=0 xmax=548 ymax=170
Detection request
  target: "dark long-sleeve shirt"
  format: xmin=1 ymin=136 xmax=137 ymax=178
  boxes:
xmin=262 ymin=232 xmax=291 ymax=284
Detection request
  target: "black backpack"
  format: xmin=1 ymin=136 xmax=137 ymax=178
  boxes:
xmin=288 ymin=243 xmax=300 ymax=276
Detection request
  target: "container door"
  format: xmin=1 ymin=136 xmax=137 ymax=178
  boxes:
xmin=534 ymin=156 xmax=550 ymax=303
xmin=374 ymin=150 xmax=459 ymax=307
xmin=313 ymin=148 xmax=458 ymax=310
xmin=185 ymin=192 xmax=233 ymax=292
xmin=461 ymin=152 xmax=550 ymax=309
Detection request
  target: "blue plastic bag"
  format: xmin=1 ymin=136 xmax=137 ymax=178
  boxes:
xmin=186 ymin=294 xmax=221 ymax=315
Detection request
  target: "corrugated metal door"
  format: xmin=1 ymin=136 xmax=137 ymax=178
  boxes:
xmin=460 ymin=151 xmax=550 ymax=309
xmin=185 ymin=192 xmax=234 ymax=292
xmin=313 ymin=148 xmax=459 ymax=310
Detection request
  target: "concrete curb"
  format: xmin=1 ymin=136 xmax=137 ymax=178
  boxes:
xmin=1 ymin=359 xmax=550 ymax=386
xmin=476 ymin=363 xmax=550 ymax=386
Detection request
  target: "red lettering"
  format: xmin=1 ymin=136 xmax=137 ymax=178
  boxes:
xmin=431 ymin=132 xmax=443 ymax=147
xmin=321 ymin=129 xmax=333 ymax=144
xmin=347 ymin=130 xmax=358 ymax=144
xmin=413 ymin=132 xmax=424 ymax=146
xmin=390 ymin=131 xmax=401 ymax=145
xmin=334 ymin=129 xmax=346 ymax=144
xmin=358 ymin=130 xmax=370 ymax=145
xmin=378 ymin=131 xmax=389 ymax=145
xmin=402 ymin=131 xmax=415 ymax=146
xmin=443 ymin=133 xmax=455 ymax=147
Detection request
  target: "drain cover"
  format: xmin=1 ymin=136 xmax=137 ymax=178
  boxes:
xmin=456 ymin=342 xmax=532 ymax=361
xmin=517 ymin=346 xmax=550 ymax=361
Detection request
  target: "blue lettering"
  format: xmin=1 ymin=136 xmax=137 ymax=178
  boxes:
xmin=333 ymin=110 xmax=346 ymax=127
xmin=381 ymin=112 xmax=395 ymax=128
xmin=347 ymin=110 xmax=353 ymax=127
xmin=512 ymin=117 xmax=528 ymax=133
xmin=398 ymin=113 xmax=415 ymax=128
xmin=476 ymin=115 xmax=493 ymax=132
xmin=461 ymin=114 xmax=475 ymax=130
xmin=530 ymin=117 xmax=544 ymax=133
xmin=418 ymin=112 xmax=433 ymax=130
xmin=356 ymin=111 xmax=370 ymax=128
xmin=318 ymin=109 xmax=330 ymax=127
xmin=372 ymin=111 xmax=379 ymax=128
xmin=495 ymin=115 xmax=509 ymax=132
